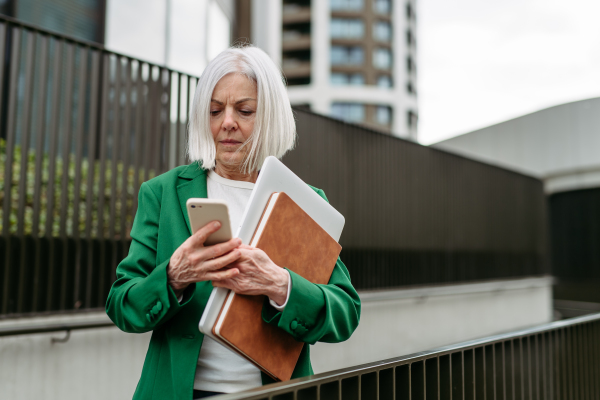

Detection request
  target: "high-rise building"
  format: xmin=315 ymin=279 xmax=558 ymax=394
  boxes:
xmin=239 ymin=0 xmax=419 ymax=140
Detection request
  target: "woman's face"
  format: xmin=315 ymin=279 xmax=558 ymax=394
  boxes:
xmin=210 ymin=73 xmax=258 ymax=170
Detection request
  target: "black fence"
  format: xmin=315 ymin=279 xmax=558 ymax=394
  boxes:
xmin=284 ymin=109 xmax=549 ymax=290
xmin=0 ymin=14 xmax=194 ymax=316
xmin=0 ymin=14 xmax=549 ymax=318
xmin=213 ymin=312 xmax=600 ymax=400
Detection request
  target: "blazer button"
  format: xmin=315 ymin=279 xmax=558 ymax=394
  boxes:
xmin=146 ymin=313 xmax=152 ymax=322
xmin=156 ymin=301 xmax=163 ymax=311
xmin=290 ymin=320 xmax=298 ymax=330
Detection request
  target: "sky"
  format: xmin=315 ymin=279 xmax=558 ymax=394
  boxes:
xmin=417 ymin=0 xmax=600 ymax=144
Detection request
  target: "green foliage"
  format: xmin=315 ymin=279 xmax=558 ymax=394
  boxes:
xmin=0 ymin=138 xmax=156 ymax=238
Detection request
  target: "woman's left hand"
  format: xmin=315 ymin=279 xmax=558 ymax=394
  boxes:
xmin=212 ymin=245 xmax=289 ymax=305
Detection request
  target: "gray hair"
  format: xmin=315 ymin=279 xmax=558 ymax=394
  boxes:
xmin=187 ymin=46 xmax=296 ymax=173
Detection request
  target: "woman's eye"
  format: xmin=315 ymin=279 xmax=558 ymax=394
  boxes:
xmin=240 ymin=110 xmax=254 ymax=116
xmin=210 ymin=110 xmax=221 ymax=116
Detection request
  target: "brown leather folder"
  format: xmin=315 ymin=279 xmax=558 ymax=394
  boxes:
xmin=212 ymin=192 xmax=342 ymax=381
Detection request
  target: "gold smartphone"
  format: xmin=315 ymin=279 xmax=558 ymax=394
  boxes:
xmin=186 ymin=199 xmax=232 ymax=245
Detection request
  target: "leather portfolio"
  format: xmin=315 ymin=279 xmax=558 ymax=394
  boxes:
xmin=212 ymin=192 xmax=342 ymax=381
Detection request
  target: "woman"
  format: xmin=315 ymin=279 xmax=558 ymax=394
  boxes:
xmin=106 ymin=46 xmax=361 ymax=400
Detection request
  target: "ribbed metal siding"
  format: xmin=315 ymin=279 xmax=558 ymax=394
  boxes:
xmin=283 ymin=109 xmax=549 ymax=290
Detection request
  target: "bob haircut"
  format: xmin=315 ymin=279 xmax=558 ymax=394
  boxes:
xmin=187 ymin=45 xmax=296 ymax=174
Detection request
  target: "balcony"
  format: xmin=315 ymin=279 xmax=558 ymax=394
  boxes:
xmin=282 ymin=32 xmax=311 ymax=51
xmin=282 ymin=5 xmax=311 ymax=24
xmin=282 ymin=59 xmax=311 ymax=78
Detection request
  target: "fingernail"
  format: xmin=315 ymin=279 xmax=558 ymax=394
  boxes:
xmin=214 ymin=222 xmax=220 ymax=228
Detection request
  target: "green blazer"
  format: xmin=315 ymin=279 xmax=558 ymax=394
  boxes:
xmin=106 ymin=162 xmax=361 ymax=400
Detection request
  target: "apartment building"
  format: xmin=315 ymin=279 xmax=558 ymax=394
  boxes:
xmin=240 ymin=0 xmax=419 ymax=139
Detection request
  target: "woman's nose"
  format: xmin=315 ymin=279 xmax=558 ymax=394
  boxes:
xmin=222 ymin=108 xmax=237 ymax=131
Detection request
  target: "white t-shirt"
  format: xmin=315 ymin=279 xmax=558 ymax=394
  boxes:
xmin=193 ymin=170 xmax=290 ymax=393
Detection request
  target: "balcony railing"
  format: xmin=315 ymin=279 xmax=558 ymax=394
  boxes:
xmin=214 ymin=312 xmax=600 ymax=400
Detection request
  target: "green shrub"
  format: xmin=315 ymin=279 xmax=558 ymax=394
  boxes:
xmin=0 ymin=138 xmax=156 ymax=238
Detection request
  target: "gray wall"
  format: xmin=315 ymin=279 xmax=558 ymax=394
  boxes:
xmin=433 ymin=97 xmax=600 ymax=195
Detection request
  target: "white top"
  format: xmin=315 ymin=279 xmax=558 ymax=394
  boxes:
xmin=193 ymin=170 xmax=290 ymax=393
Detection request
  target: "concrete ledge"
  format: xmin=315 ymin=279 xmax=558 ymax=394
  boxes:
xmin=358 ymin=276 xmax=554 ymax=303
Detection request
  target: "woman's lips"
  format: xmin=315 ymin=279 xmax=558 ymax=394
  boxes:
xmin=220 ymin=140 xmax=241 ymax=146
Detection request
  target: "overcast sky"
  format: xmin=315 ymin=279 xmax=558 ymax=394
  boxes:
xmin=417 ymin=0 xmax=600 ymax=144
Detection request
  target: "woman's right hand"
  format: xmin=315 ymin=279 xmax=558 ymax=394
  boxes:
xmin=167 ymin=221 xmax=242 ymax=298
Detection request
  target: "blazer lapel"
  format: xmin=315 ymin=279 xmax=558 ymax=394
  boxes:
xmin=176 ymin=162 xmax=208 ymax=236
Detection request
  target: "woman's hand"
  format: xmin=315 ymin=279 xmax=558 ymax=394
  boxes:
xmin=167 ymin=221 xmax=242 ymax=298
xmin=212 ymin=245 xmax=290 ymax=306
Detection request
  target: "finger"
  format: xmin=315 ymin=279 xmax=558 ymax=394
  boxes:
xmin=204 ymin=237 xmax=242 ymax=260
xmin=202 ymin=249 xmax=242 ymax=271
xmin=207 ymin=268 xmax=239 ymax=282
xmin=191 ymin=221 xmax=221 ymax=246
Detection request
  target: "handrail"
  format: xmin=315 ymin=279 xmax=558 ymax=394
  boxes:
xmin=213 ymin=312 xmax=600 ymax=399
xmin=0 ymin=317 xmax=114 ymax=337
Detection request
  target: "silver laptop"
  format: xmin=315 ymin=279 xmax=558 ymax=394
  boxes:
xmin=198 ymin=156 xmax=345 ymax=339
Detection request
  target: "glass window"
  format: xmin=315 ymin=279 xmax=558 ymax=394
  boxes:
xmin=373 ymin=48 xmax=392 ymax=69
xmin=330 ymin=0 xmax=364 ymax=11
xmin=331 ymin=102 xmax=365 ymax=122
xmin=373 ymin=21 xmax=392 ymax=42
xmin=349 ymin=73 xmax=364 ymax=85
xmin=376 ymin=106 xmax=392 ymax=126
xmin=406 ymin=56 xmax=415 ymax=73
xmin=406 ymin=29 xmax=414 ymax=46
xmin=331 ymin=73 xmax=364 ymax=86
xmin=331 ymin=73 xmax=348 ymax=85
xmin=377 ymin=75 xmax=393 ymax=88
xmin=373 ymin=0 xmax=392 ymax=14
xmin=407 ymin=110 xmax=418 ymax=128
xmin=331 ymin=18 xmax=365 ymax=39
xmin=406 ymin=3 xmax=414 ymax=19
xmin=331 ymin=46 xmax=364 ymax=66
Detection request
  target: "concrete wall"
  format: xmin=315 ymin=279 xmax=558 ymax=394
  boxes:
xmin=433 ymin=97 xmax=600 ymax=194
xmin=0 ymin=277 xmax=552 ymax=399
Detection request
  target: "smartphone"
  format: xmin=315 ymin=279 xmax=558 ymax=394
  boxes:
xmin=186 ymin=199 xmax=232 ymax=246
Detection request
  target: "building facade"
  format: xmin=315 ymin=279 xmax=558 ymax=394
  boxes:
xmin=433 ymin=97 xmax=600 ymax=306
xmin=241 ymin=0 xmax=419 ymax=139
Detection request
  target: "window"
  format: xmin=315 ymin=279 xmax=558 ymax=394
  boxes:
xmin=406 ymin=2 xmax=414 ymax=19
xmin=376 ymin=106 xmax=392 ymax=126
xmin=331 ymin=73 xmax=365 ymax=86
xmin=331 ymin=18 xmax=365 ymax=39
xmin=377 ymin=75 xmax=393 ymax=88
xmin=406 ymin=29 xmax=414 ymax=46
xmin=406 ymin=81 xmax=415 ymax=94
xmin=373 ymin=0 xmax=392 ymax=14
xmin=373 ymin=48 xmax=392 ymax=69
xmin=373 ymin=21 xmax=392 ymax=42
xmin=331 ymin=102 xmax=365 ymax=122
xmin=407 ymin=110 xmax=418 ymax=129
xmin=406 ymin=56 xmax=415 ymax=73
xmin=331 ymin=46 xmax=364 ymax=65
xmin=331 ymin=73 xmax=348 ymax=86
xmin=349 ymin=73 xmax=364 ymax=85
xmin=330 ymin=0 xmax=364 ymax=11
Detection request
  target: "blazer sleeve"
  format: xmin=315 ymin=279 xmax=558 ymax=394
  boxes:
xmin=261 ymin=188 xmax=361 ymax=345
xmin=105 ymin=182 xmax=194 ymax=334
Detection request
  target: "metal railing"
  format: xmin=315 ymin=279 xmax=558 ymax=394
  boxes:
xmin=214 ymin=312 xmax=600 ymax=400
xmin=0 ymin=14 xmax=195 ymax=316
